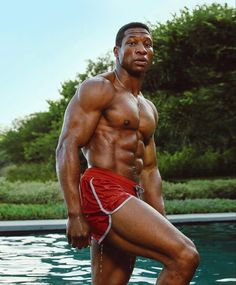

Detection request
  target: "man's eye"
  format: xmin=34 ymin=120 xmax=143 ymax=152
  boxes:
xmin=145 ymin=43 xmax=152 ymax=48
xmin=127 ymin=42 xmax=136 ymax=46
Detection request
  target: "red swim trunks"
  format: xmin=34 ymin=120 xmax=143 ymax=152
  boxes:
xmin=79 ymin=167 xmax=144 ymax=244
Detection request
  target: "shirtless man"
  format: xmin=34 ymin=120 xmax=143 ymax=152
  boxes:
xmin=56 ymin=22 xmax=199 ymax=285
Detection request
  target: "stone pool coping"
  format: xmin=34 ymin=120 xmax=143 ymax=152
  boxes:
xmin=0 ymin=212 xmax=235 ymax=235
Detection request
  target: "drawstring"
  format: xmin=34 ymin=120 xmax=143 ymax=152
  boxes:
xmin=134 ymin=185 xmax=144 ymax=199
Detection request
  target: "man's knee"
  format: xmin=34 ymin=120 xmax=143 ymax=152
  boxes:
xmin=174 ymin=241 xmax=200 ymax=273
xmin=181 ymin=244 xmax=199 ymax=268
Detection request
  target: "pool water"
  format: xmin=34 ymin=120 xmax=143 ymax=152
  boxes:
xmin=0 ymin=223 xmax=235 ymax=284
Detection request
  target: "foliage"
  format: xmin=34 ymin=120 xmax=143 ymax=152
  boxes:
xmin=0 ymin=112 xmax=58 ymax=164
xmin=145 ymin=3 xmax=236 ymax=92
xmin=163 ymin=178 xmax=236 ymax=200
xmin=0 ymin=176 xmax=235 ymax=220
xmin=47 ymin=79 xmax=79 ymax=123
xmin=77 ymin=51 xmax=115 ymax=82
xmin=0 ymin=3 xmax=235 ymax=180
xmin=0 ymin=177 xmax=235 ymax=205
xmin=4 ymin=163 xmax=57 ymax=182
xmin=0 ymin=203 xmax=66 ymax=220
xmin=151 ymin=84 xmax=236 ymax=153
xmin=0 ymin=199 xmax=235 ymax=220
xmin=158 ymin=147 xmax=236 ymax=179
xmin=165 ymin=199 xmax=236 ymax=214
xmin=0 ymin=178 xmax=62 ymax=203
xmin=145 ymin=4 xmax=236 ymax=173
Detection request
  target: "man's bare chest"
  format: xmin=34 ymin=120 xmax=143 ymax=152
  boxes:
xmin=102 ymin=93 xmax=156 ymax=140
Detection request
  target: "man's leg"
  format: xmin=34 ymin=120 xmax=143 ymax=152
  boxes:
xmin=100 ymin=197 xmax=199 ymax=285
xmin=91 ymin=239 xmax=136 ymax=285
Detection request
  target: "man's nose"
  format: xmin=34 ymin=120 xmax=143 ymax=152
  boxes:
xmin=136 ymin=43 xmax=147 ymax=55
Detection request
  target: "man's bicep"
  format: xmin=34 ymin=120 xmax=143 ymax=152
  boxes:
xmin=60 ymin=96 xmax=101 ymax=148
xmin=58 ymin=77 xmax=113 ymax=148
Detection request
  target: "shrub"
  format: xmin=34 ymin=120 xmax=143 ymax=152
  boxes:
xmin=165 ymin=199 xmax=236 ymax=214
xmin=158 ymin=147 xmax=236 ymax=179
xmin=0 ymin=203 xmax=66 ymax=220
xmin=0 ymin=178 xmax=63 ymax=204
xmin=158 ymin=147 xmax=195 ymax=179
xmin=163 ymin=178 xmax=236 ymax=200
xmin=0 ymin=199 xmax=235 ymax=220
xmin=0 ymin=177 xmax=235 ymax=205
xmin=4 ymin=163 xmax=57 ymax=182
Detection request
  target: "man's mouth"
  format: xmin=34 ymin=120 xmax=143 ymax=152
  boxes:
xmin=134 ymin=58 xmax=148 ymax=66
xmin=135 ymin=58 xmax=148 ymax=62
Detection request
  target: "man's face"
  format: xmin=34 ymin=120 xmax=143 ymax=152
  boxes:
xmin=116 ymin=27 xmax=153 ymax=75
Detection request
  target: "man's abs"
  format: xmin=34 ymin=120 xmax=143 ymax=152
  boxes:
xmin=82 ymin=128 xmax=145 ymax=182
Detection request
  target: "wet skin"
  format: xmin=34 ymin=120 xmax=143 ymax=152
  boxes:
xmin=82 ymin=74 xmax=156 ymax=183
xmin=82 ymin=28 xmax=155 ymax=182
xmin=56 ymin=27 xmax=199 ymax=285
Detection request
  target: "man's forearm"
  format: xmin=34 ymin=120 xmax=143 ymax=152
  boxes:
xmin=140 ymin=168 xmax=166 ymax=216
xmin=56 ymin=140 xmax=82 ymax=217
xmin=143 ymin=191 xmax=166 ymax=216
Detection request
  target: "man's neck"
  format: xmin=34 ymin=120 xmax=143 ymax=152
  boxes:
xmin=114 ymin=67 xmax=144 ymax=96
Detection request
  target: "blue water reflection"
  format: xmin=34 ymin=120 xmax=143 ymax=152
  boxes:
xmin=0 ymin=222 xmax=235 ymax=284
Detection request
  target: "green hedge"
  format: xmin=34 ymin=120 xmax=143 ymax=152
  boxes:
xmin=0 ymin=177 xmax=235 ymax=204
xmin=158 ymin=147 xmax=236 ymax=179
xmin=0 ymin=177 xmax=235 ymax=220
xmin=0 ymin=199 xmax=235 ymax=220
xmin=0 ymin=178 xmax=63 ymax=204
xmin=163 ymin=178 xmax=236 ymax=200
xmin=3 ymin=163 xmax=57 ymax=182
xmin=0 ymin=203 xmax=66 ymax=220
xmin=2 ymin=146 xmax=235 ymax=182
xmin=165 ymin=199 xmax=236 ymax=214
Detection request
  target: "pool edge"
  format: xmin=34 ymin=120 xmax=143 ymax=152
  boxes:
xmin=0 ymin=213 xmax=235 ymax=235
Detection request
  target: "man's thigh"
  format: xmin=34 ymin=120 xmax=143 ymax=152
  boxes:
xmin=91 ymin=239 xmax=136 ymax=285
xmin=108 ymin=197 xmax=194 ymax=265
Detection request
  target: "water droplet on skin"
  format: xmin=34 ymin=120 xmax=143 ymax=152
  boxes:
xmin=99 ymin=243 xmax=103 ymax=273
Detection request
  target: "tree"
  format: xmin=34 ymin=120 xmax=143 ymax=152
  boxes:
xmin=144 ymin=4 xmax=236 ymax=155
xmin=77 ymin=51 xmax=114 ymax=82
xmin=1 ymin=3 xmax=235 ymax=179
xmin=144 ymin=3 xmax=236 ymax=92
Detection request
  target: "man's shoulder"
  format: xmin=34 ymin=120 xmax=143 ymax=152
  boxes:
xmin=141 ymin=94 xmax=156 ymax=110
xmin=95 ymin=71 xmax=115 ymax=81
xmin=80 ymin=71 xmax=115 ymax=94
xmin=75 ymin=72 xmax=115 ymax=109
xmin=141 ymin=95 xmax=158 ymax=122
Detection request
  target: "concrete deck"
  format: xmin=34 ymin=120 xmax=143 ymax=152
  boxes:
xmin=0 ymin=213 xmax=235 ymax=235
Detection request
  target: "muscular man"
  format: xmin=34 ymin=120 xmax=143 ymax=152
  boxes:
xmin=56 ymin=22 xmax=199 ymax=285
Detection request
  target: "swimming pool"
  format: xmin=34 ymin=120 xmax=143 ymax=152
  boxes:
xmin=0 ymin=222 xmax=235 ymax=284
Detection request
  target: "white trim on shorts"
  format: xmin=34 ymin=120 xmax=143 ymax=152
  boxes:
xmin=89 ymin=177 xmax=133 ymax=244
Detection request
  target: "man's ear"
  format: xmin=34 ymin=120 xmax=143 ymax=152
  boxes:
xmin=113 ymin=46 xmax=119 ymax=58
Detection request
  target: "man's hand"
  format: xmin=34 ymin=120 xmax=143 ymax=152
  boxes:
xmin=66 ymin=214 xmax=91 ymax=249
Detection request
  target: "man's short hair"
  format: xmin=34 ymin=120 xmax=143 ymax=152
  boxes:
xmin=115 ymin=22 xmax=150 ymax=47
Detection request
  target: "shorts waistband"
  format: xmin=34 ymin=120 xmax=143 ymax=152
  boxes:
xmin=83 ymin=167 xmax=138 ymax=188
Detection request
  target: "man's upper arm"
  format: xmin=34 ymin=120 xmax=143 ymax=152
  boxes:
xmin=58 ymin=78 xmax=113 ymax=148
xmin=143 ymin=99 xmax=159 ymax=170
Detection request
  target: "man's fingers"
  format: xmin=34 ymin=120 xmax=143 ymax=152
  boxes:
xmin=69 ymin=236 xmax=90 ymax=249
